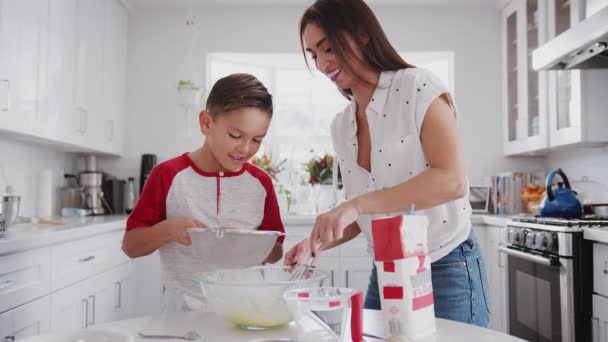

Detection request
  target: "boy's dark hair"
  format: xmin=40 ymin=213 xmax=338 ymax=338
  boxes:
xmin=205 ymin=73 xmax=273 ymax=118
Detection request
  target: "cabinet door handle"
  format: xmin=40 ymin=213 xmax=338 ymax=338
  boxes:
xmin=107 ymin=120 xmax=114 ymax=142
xmin=5 ymin=336 xmax=15 ymax=342
xmin=88 ymin=295 xmax=95 ymax=326
xmin=115 ymin=281 xmax=122 ymax=309
xmin=81 ymin=298 xmax=88 ymax=328
xmin=81 ymin=109 xmax=88 ymax=133
xmin=0 ymin=280 xmax=13 ymax=291
xmin=0 ymin=79 xmax=9 ymax=111
xmin=79 ymin=255 xmax=96 ymax=263
xmin=330 ymin=270 xmax=335 ymax=287
xmin=345 ymin=270 xmax=350 ymax=288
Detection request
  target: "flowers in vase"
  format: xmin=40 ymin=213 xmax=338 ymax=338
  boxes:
xmin=304 ymin=153 xmax=342 ymax=188
xmin=250 ymin=153 xmax=286 ymax=182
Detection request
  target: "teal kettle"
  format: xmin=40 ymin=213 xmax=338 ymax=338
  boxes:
xmin=539 ymin=168 xmax=582 ymax=219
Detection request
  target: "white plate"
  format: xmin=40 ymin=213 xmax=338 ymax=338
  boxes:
xmin=188 ymin=228 xmax=283 ymax=269
xmin=18 ymin=329 xmax=133 ymax=342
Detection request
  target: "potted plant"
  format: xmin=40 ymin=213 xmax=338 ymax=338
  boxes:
xmin=176 ymin=80 xmax=201 ymax=107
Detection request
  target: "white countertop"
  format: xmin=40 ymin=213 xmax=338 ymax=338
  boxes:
xmin=584 ymin=227 xmax=608 ymax=244
xmin=286 ymin=213 xmax=513 ymax=228
xmin=0 ymin=215 xmax=127 ymax=256
xmin=21 ymin=309 xmax=525 ymax=342
xmin=0 ymin=213 xmax=513 ymax=256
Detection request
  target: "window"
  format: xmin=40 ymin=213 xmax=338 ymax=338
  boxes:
xmin=206 ymin=52 xmax=454 ymax=186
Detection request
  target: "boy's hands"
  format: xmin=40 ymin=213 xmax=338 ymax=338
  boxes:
xmin=284 ymin=237 xmax=310 ymax=266
xmin=164 ymin=217 xmax=207 ymax=246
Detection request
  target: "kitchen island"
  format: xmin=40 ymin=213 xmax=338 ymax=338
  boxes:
xmin=20 ymin=309 xmax=525 ymax=341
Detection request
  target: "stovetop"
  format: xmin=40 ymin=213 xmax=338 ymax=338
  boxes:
xmin=512 ymin=215 xmax=608 ymax=227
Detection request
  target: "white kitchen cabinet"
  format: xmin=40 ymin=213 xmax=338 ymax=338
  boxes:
xmin=0 ymin=248 xmax=51 ymax=314
xmin=486 ymin=225 xmax=509 ymax=334
xmin=100 ymin=0 xmax=128 ymax=155
xmin=342 ymin=257 xmax=373 ymax=296
xmin=50 ymin=261 xmax=136 ymax=332
xmin=593 ymin=294 xmax=608 ymax=342
xmin=316 ymin=256 xmax=340 ymax=288
xmin=46 ymin=0 xmax=77 ymax=144
xmin=0 ymin=296 xmax=51 ymax=341
xmin=501 ymin=0 xmax=549 ymax=156
xmin=472 ymin=225 xmax=487 ymax=258
xmin=71 ymin=0 xmax=106 ymax=149
xmin=544 ymin=0 xmax=608 ymax=149
xmin=113 ymin=262 xmax=137 ymax=321
xmin=5 ymin=0 xmax=128 ymax=155
xmin=0 ymin=0 xmax=49 ymax=137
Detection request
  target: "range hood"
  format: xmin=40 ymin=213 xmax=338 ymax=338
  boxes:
xmin=532 ymin=5 xmax=608 ymax=70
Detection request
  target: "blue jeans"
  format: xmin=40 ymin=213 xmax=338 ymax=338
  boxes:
xmin=364 ymin=232 xmax=491 ymax=327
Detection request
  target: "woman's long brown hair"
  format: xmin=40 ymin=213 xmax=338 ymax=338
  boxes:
xmin=299 ymin=0 xmax=415 ymax=99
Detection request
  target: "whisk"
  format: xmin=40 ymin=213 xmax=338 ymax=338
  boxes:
xmin=289 ymin=241 xmax=324 ymax=281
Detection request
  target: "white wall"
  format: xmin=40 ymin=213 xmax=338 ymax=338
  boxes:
xmin=547 ymin=146 xmax=608 ymax=187
xmin=0 ymin=136 xmax=74 ymax=217
xmin=100 ymin=4 xmax=546 ymax=185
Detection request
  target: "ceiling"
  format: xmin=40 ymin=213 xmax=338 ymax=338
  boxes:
xmin=127 ymin=0 xmax=508 ymax=10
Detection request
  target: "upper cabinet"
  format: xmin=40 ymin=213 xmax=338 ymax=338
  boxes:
xmin=544 ymin=0 xmax=608 ymax=148
xmin=501 ymin=0 xmax=549 ymax=156
xmin=503 ymin=0 xmax=608 ymax=155
xmin=0 ymin=0 xmax=49 ymax=137
xmin=1 ymin=0 xmax=128 ymax=156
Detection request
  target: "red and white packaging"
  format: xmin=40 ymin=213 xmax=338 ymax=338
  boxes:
xmin=371 ymin=215 xmax=436 ymax=340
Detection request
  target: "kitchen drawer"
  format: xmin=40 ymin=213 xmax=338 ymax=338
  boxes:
xmin=51 ymin=231 xmax=126 ymax=291
xmin=594 ymin=243 xmax=608 ymax=297
xmin=0 ymin=248 xmax=51 ymax=313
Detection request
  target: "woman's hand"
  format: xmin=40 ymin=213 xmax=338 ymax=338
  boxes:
xmin=163 ymin=217 xmax=207 ymax=246
xmin=284 ymin=237 xmax=310 ymax=266
xmin=310 ymin=200 xmax=360 ymax=255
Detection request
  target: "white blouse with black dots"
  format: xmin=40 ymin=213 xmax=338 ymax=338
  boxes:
xmin=330 ymin=68 xmax=472 ymax=262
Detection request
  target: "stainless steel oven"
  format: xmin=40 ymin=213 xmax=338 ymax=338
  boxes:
xmin=500 ymin=216 xmax=600 ymax=342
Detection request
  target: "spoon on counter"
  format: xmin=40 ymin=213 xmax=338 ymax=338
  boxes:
xmin=138 ymin=331 xmax=202 ymax=340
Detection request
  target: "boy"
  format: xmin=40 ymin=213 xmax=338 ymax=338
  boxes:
xmin=122 ymin=73 xmax=285 ymax=312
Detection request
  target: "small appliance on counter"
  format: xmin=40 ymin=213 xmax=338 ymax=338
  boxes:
xmin=1 ymin=186 xmax=20 ymax=228
xmin=103 ymin=178 xmax=126 ymax=214
xmin=140 ymin=154 xmax=157 ymax=194
xmin=79 ymin=155 xmax=108 ymax=215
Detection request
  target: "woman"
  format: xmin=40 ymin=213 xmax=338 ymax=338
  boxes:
xmin=284 ymin=0 xmax=491 ymax=327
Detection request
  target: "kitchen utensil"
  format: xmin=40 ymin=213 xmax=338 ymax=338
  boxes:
xmin=188 ymin=228 xmax=284 ymax=269
xmin=539 ymin=168 xmax=583 ymax=219
xmin=1 ymin=186 xmax=20 ymax=228
xmin=283 ymin=287 xmax=363 ymax=342
xmin=137 ymin=331 xmax=202 ymax=340
xmin=592 ymin=205 xmax=608 ymax=217
xmin=571 ymin=176 xmax=608 ymax=217
xmin=199 ymin=265 xmax=328 ymax=330
xmin=289 ymin=241 xmax=324 ymax=282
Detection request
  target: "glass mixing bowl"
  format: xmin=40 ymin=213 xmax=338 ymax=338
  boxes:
xmin=200 ymin=265 xmax=328 ymax=330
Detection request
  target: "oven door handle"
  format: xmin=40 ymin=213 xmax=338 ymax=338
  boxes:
xmin=498 ymin=245 xmax=560 ymax=266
